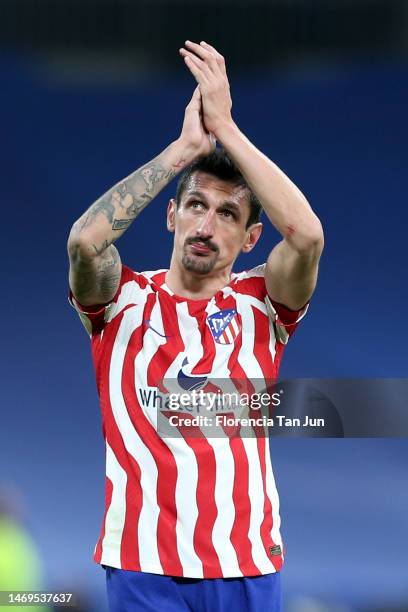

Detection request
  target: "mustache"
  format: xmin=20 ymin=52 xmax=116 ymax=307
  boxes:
xmin=185 ymin=237 xmax=219 ymax=253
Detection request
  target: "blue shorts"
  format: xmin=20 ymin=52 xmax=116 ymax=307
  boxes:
xmin=105 ymin=567 xmax=282 ymax=612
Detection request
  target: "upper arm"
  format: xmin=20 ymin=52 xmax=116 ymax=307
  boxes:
xmin=68 ymin=241 xmax=122 ymax=307
xmin=264 ymin=237 xmax=324 ymax=310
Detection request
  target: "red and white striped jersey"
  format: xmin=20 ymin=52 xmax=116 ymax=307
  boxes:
xmin=69 ymin=263 xmax=308 ymax=578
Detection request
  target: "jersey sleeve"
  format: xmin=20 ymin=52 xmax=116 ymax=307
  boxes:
xmin=265 ymin=295 xmax=309 ymax=345
xmin=68 ymin=264 xmax=136 ymax=337
xmin=232 ymin=263 xmax=309 ymax=345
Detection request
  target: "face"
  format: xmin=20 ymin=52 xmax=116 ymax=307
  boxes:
xmin=167 ymin=171 xmax=262 ymax=275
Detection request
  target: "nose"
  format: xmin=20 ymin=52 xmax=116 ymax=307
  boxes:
xmin=197 ymin=209 xmax=215 ymax=238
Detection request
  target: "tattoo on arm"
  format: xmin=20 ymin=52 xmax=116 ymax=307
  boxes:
xmin=121 ymin=164 xmax=177 ymax=219
xmin=104 ymin=161 xmax=177 ymax=222
xmin=71 ymin=149 xmax=182 ymax=255
xmin=92 ymin=161 xmax=177 ymax=227
xmin=72 ymin=245 xmax=121 ymax=304
xmin=92 ymin=239 xmax=112 ymax=256
xmin=112 ymin=218 xmax=132 ymax=230
xmin=96 ymin=248 xmax=121 ymax=301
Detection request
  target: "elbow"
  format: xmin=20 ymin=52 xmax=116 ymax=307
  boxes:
xmin=290 ymin=217 xmax=324 ymax=257
xmin=67 ymin=225 xmax=96 ymax=261
xmin=307 ymin=218 xmax=324 ymax=254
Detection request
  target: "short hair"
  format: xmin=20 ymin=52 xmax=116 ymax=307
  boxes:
xmin=175 ymin=148 xmax=262 ymax=229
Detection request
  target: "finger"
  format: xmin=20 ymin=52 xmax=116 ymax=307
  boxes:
xmin=199 ymin=41 xmax=227 ymax=75
xmin=182 ymin=54 xmax=207 ymax=85
xmin=185 ymin=40 xmax=214 ymax=60
xmin=184 ymin=40 xmax=221 ymax=74
xmin=180 ymin=47 xmax=207 ymax=69
xmin=200 ymin=41 xmax=226 ymax=75
xmin=180 ymin=49 xmax=211 ymax=82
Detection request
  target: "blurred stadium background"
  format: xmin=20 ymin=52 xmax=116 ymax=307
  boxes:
xmin=1 ymin=0 xmax=407 ymax=610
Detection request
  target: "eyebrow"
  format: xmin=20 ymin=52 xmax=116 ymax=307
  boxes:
xmin=186 ymin=190 xmax=242 ymax=213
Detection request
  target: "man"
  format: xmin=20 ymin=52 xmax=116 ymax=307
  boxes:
xmin=67 ymin=41 xmax=323 ymax=612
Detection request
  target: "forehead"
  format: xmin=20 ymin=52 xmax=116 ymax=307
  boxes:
xmin=183 ymin=171 xmax=250 ymax=207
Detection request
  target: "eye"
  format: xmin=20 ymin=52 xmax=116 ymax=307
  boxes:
xmin=220 ymin=209 xmax=235 ymax=219
xmin=190 ymin=201 xmax=204 ymax=210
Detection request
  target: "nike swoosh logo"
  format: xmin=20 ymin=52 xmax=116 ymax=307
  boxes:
xmin=144 ymin=320 xmax=172 ymax=339
xmin=177 ymin=357 xmax=208 ymax=391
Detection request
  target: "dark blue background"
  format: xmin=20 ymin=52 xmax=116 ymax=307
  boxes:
xmin=1 ymin=55 xmax=407 ymax=609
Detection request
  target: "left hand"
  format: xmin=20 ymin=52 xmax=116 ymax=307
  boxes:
xmin=179 ymin=40 xmax=233 ymax=137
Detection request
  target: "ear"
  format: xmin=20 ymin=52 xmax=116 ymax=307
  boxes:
xmin=241 ymin=222 xmax=263 ymax=253
xmin=167 ymin=198 xmax=177 ymax=233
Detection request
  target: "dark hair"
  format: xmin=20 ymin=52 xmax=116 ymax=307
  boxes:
xmin=175 ymin=148 xmax=262 ymax=229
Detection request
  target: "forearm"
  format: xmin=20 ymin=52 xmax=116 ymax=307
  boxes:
xmin=68 ymin=138 xmax=194 ymax=258
xmin=215 ymin=122 xmax=323 ymax=252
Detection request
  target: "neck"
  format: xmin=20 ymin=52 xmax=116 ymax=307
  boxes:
xmin=165 ymin=253 xmax=232 ymax=300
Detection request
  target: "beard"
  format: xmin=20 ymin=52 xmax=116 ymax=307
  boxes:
xmin=181 ymin=239 xmax=219 ymax=275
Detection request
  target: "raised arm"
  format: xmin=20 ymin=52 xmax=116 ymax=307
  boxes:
xmin=67 ymin=87 xmax=215 ymax=307
xmin=180 ymin=41 xmax=324 ymax=311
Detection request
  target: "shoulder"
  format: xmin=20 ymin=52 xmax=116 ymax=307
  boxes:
xmin=231 ymin=263 xmax=266 ymax=282
xmin=139 ymin=268 xmax=168 ymax=287
xmin=230 ymin=264 xmax=267 ymax=299
xmin=119 ymin=266 xmax=168 ymax=288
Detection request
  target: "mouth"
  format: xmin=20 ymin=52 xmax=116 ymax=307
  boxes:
xmin=190 ymin=242 xmax=212 ymax=255
xmin=188 ymin=240 xmax=218 ymax=256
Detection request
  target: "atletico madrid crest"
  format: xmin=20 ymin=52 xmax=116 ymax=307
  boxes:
xmin=207 ymin=309 xmax=241 ymax=345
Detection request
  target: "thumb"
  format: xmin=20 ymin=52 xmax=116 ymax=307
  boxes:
xmin=187 ymin=85 xmax=202 ymax=110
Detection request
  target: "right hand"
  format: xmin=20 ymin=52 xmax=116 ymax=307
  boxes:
xmin=179 ymin=86 xmax=216 ymax=160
